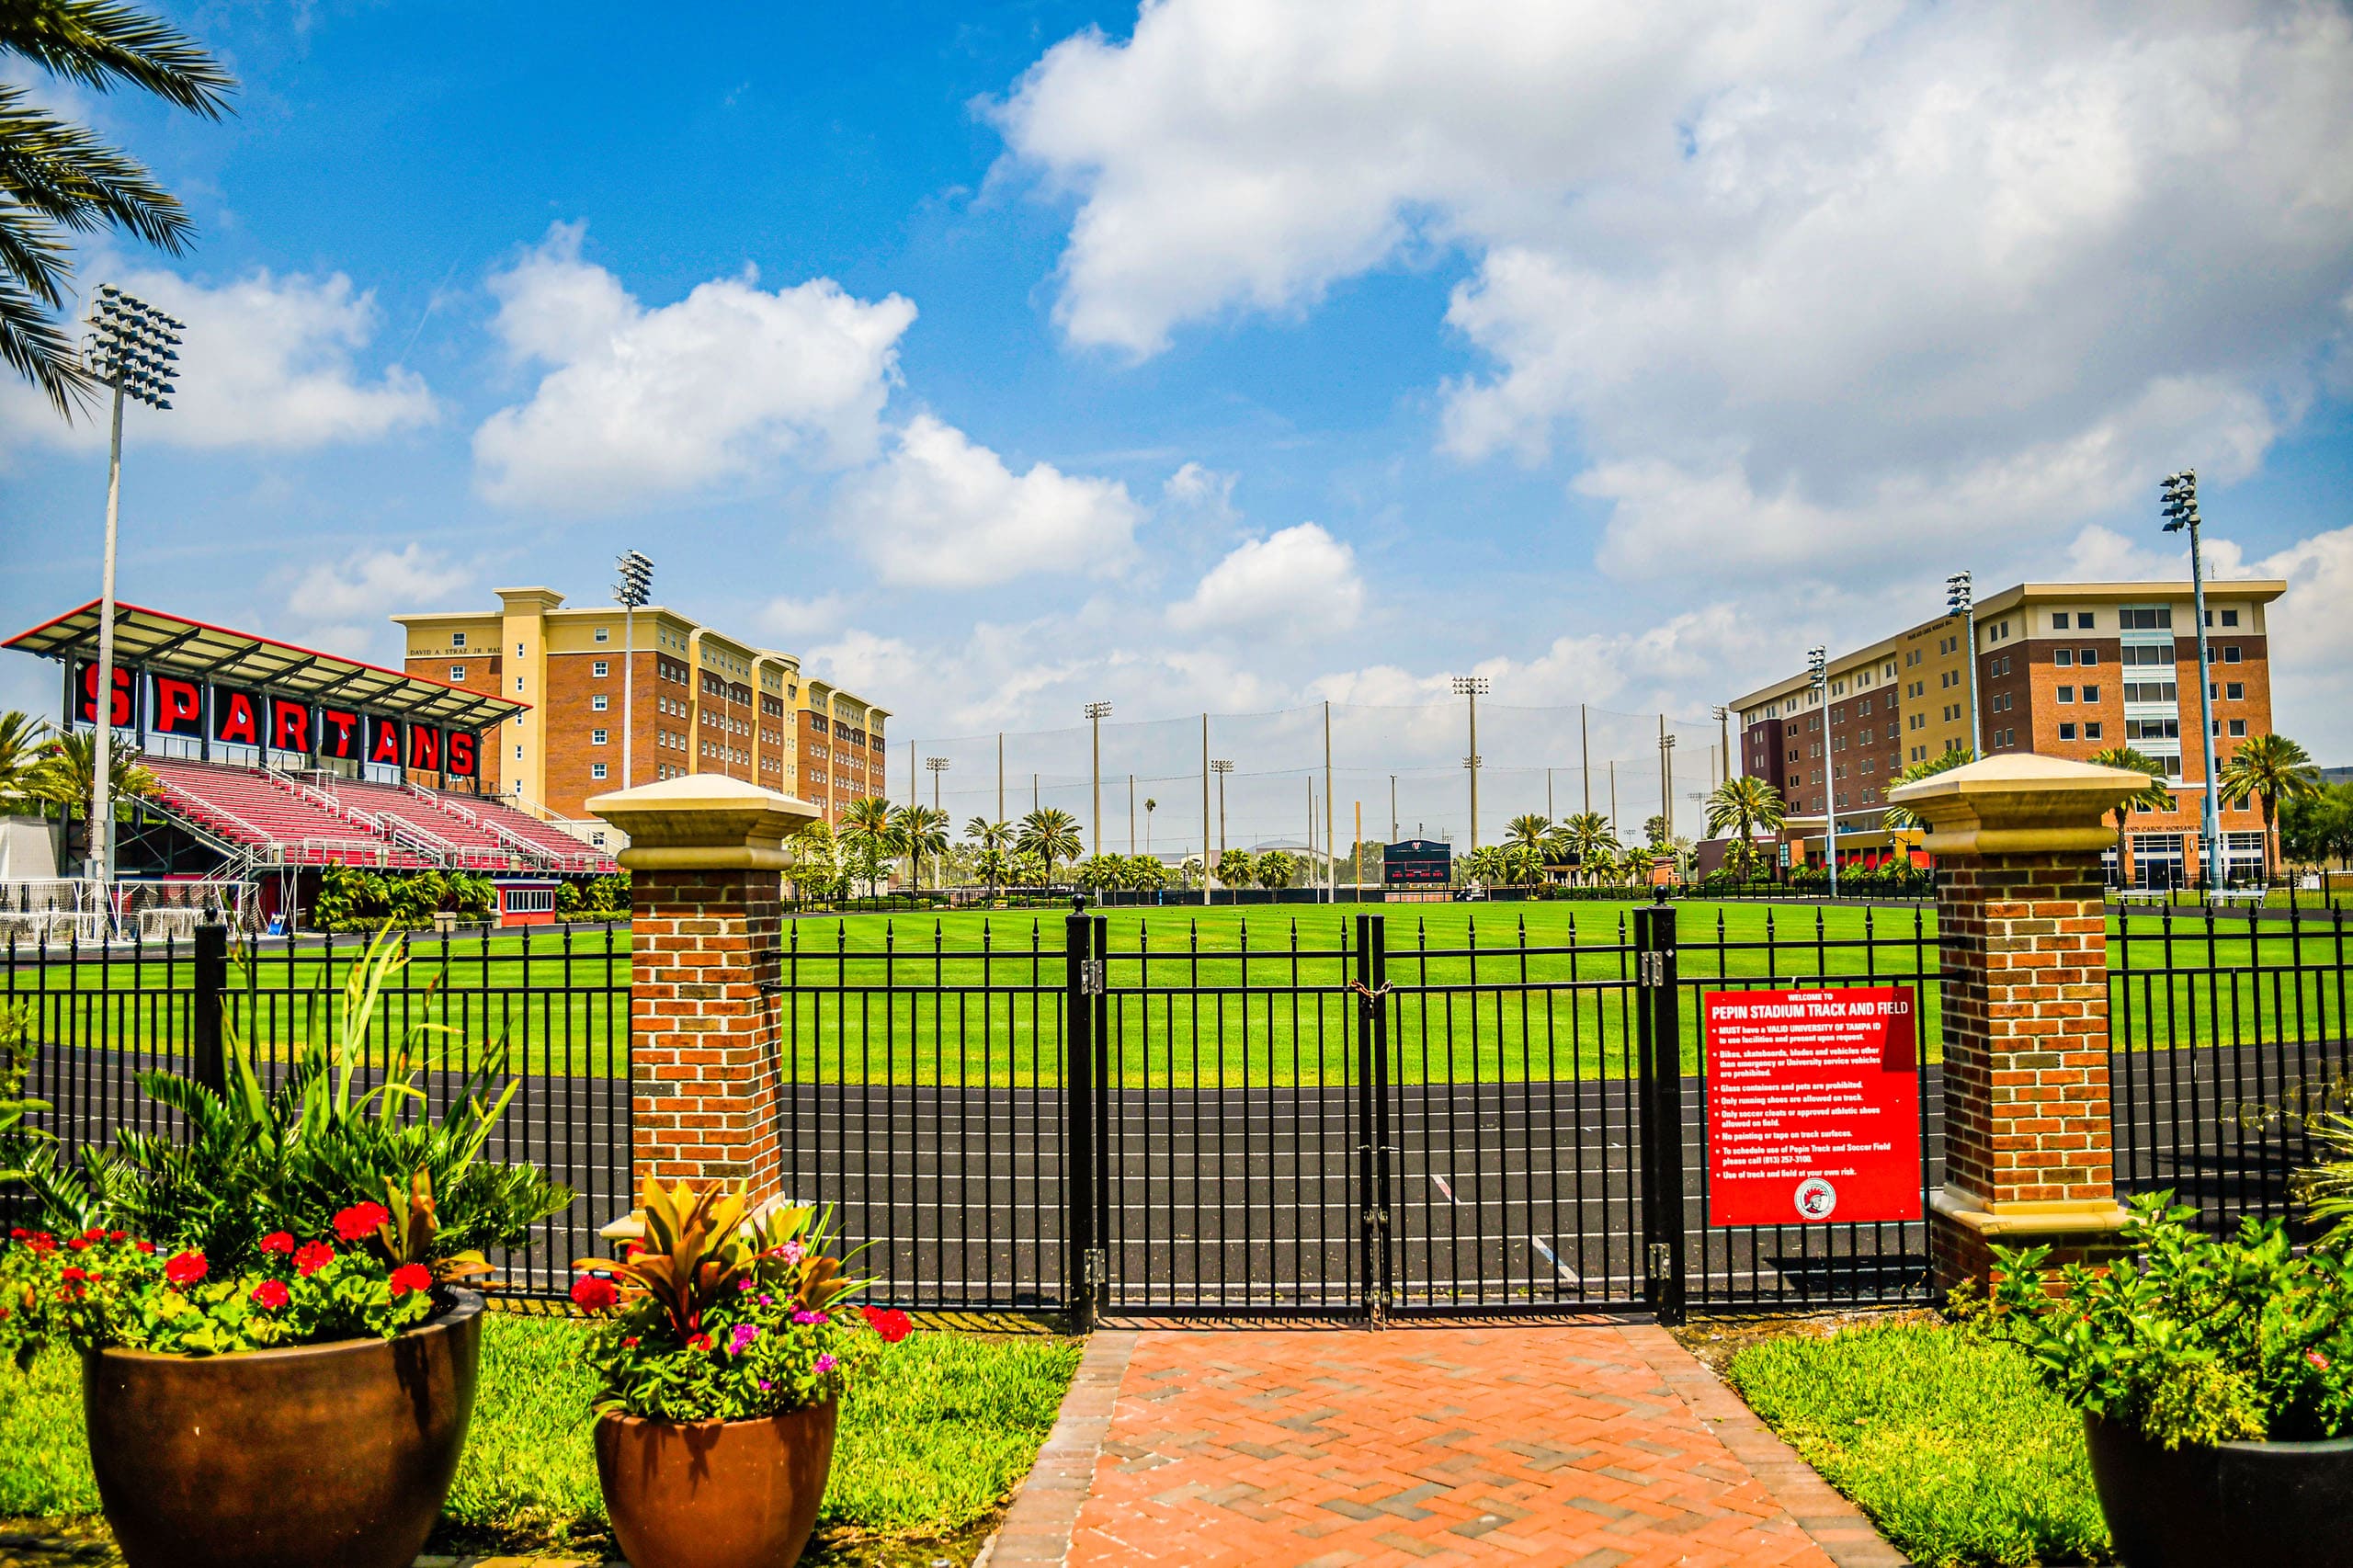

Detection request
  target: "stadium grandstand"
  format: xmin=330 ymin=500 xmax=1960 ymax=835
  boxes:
xmin=5 ymin=601 xmax=616 ymax=936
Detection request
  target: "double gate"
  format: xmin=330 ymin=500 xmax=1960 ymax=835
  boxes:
xmin=775 ymin=903 xmax=1940 ymax=1324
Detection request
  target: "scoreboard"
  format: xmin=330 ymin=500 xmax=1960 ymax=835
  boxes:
xmin=1383 ymin=838 xmax=1451 ymax=885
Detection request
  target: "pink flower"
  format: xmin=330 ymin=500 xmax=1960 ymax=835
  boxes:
xmin=791 ymin=1309 xmax=827 ymax=1326
xmin=779 ymin=1240 xmax=806 ymax=1266
xmin=2309 ymin=1349 xmax=2333 ymax=1371
xmin=728 ymin=1323 xmax=760 ymax=1355
xmin=388 ymin=1263 xmax=431 ymax=1298
xmin=813 ymin=1354 xmax=837 ymax=1376
xmin=250 ymin=1278 xmax=290 ymax=1311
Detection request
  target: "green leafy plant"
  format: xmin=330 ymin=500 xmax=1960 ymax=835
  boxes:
xmin=571 ymin=1176 xmax=902 ymax=1423
xmin=1987 ymin=1192 xmax=2353 ymax=1448
xmin=0 ymin=1002 xmax=51 ymax=1184
xmin=67 ymin=926 xmax=570 ymax=1273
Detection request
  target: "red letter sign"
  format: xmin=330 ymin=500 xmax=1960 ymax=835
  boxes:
xmin=444 ymin=730 xmax=478 ymax=779
xmin=152 ymin=676 xmax=203 ymax=737
xmin=269 ymin=697 xmax=312 ymax=755
xmin=366 ymin=714 xmax=403 ymax=766
xmin=76 ymin=661 xmax=136 ymax=727
xmin=406 ymin=723 xmax=441 ymax=773
xmin=316 ymin=707 xmax=360 ymax=760
xmin=1704 ymin=987 xmax=1921 ymax=1227
xmin=211 ymin=688 xmax=260 ymax=746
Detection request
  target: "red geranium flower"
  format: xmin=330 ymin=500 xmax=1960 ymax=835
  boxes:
xmin=164 ymin=1251 xmax=207 ymax=1286
xmin=133 ymin=1241 xmax=155 ymax=1255
xmin=106 ymin=1230 xmax=126 ymax=1242
xmin=259 ymin=1232 xmax=296 ymax=1256
xmin=60 ymin=1267 xmax=87 ymax=1283
xmin=24 ymin=1233 xmax=55 ymax=1256
xmin=860 ymin=1305 xmax=915 ymax=1344
xmin=250 ymin=1278 xmax=290 ymax=1311
xmin=571 ymin=1276 xmax=620 ymax=1312
xmin=66 ymin=1235 xmax=91 ymax=1251
xmin=688 ymin=1333 xmax=713 ymax=1352
xmin=293 ymin=1241 xmax=335 ymax=1278
xmin=334 ymin=1202 xmax=392 ymax=1242
xmin=387 ymin=1263 xmax=431 ymax=1298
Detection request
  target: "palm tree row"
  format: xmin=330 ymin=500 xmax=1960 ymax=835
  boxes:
xmin=0 ymin=711 xmax=159 ymax=821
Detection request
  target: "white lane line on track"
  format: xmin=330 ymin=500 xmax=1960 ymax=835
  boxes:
xmin=1430 ymin=1173 xmax=1460 ymax=1205
xmin=1529 ymin=1233 xmax=1581 ymax=1284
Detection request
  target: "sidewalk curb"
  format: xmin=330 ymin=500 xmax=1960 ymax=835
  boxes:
xmin=973 ymin=1330 xmax=1136 ymax=1568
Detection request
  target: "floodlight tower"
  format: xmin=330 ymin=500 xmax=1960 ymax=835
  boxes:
xmin=1211 ymin=759 xmax=1234 ymax=858
xmin=2163 ymin=471 xmax=2222 ymax=890
xmin=1946 ymin=571 xmax=1978 ymax=757
xmin=616 ymin=551 xmax=653 ymax=790
xmin=1084 ymin=700 xmax=1112 ymax=858
xmin=1809 ymin=644 xmax=1836 ymax=899
xmin=82 ymin=286 xmax=182 ymax=883
xmin=924 ymin=757 xmax=950 ymax=888
xmin=1452 ymin=676 xmax=1489 ymax=848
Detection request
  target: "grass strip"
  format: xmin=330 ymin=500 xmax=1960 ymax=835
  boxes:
xmin=0 ymin=1312 xmax=1081 ymax=1556
xmin=1725 ymin=1320 xmax=2110 ymax=1568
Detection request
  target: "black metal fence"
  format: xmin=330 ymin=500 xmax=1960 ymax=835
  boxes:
xmin=9 ymin=898 xmax=2348 ymax=1319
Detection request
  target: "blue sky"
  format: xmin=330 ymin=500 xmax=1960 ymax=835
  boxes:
xmin=4 ymin=1 xmax=2351 ymax=840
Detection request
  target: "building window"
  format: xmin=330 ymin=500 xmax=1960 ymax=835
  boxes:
xmin=593 ymin=660 xmax=609 ymax=677
xmin=595 ymin=627 xmax=609 ymax=642
xmin=2086 ymin=722 xmax=2103 ymax=740
xmin=2052 ymin=613 xmax=2068 ymax=631
xmin=515 ymin=745 xmax=524 ymax=760
xmin=514 ymin=676 xmax=525 ymax=693
xmin=449 ymin=665 xmax=466 ymax=681
xmin=592 ymin=694 xmax=608 ymax=712
xmin=2224 ymin=644 xmax=2242 ymax=664
xmin=591 ymin=729 xmax=608 ymax=745
xmin=517 ymin=642 xmax=525 ymax=656
xmin=590 ymin=763 xmax=608 ymax=780
xmin=2059 ymin=722 xmax=2077 ymax=741
xmin=2080 ymin=648 xmax=2098 ymax=665
xmin=2057 ymin=686 xmax=2074 ymax=704
xmin=2225 ymin=682 xmax=2244 ymax=700
xmin=451 ymin=632 xmax=467 ymax=648
xmin=2229 ymin=719 xmax=2247 ymax=738
xmin=2222 ymin=609 xmax=2239 ymax=627
xmin=506 ymin=888 xmax=557 ymax=914
xmin=2077 ymin=612 xmax=2094 ymax=629
xmin=2054 ymin=649 xmax=2073 ymax=667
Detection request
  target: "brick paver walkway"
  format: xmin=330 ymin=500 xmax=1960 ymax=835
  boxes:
xmin=1040 ymin=1323 xmax=1902 ymax=1568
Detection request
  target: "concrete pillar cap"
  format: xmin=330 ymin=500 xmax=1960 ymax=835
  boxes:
xmin=1886 ymin=754 xmax=2156 ymax=855
xmin=585 ymin=773 xmax=820 ymax=870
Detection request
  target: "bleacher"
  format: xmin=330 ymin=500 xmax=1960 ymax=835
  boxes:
xmin=458 ymin=791 xmax=612 ymax=873
xmin=327 ymin=778 xmax=529 ymax=871
xmin=144 ymin=757 xmax=435 ymax=869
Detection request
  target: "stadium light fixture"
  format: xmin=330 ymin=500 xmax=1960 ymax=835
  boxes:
xmin=1452 ymin=676 xmax=1489 ymax=849
xmin=2162 ymin=471 xmax=2222 ymax=889
xmin=82 ymin=286 xmax=183 ymax=885
xmin=614 ymin=551 xmax=653 ymax=791
xmin=1807 ymin=644 xmax=1839 ymax=899
xmin=1946 ymin=569 xmax=1979 ymax=763
xmin=1211 ymin=758 xmax=1233 ymax=858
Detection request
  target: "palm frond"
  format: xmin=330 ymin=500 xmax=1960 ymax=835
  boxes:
xmin=0 ymin=0 xmax=236 ymax=118
xmin=0 ymin=84 xmax=198 ymax=250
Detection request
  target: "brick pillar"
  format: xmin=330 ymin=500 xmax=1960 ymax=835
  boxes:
xmin=1885 ymin=755 xmax=2152 ymax=1292
xmin=587 ymin=774 xmax=817 ymax=1199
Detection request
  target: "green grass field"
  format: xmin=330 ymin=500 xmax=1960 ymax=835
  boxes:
xmin=7 ymin=901 xmax=2349 ymax=1087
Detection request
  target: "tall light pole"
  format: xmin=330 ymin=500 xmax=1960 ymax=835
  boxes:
xmin=82 ymin=285 xmax=182 ymax=883
xmin=1657 ymin=719 xmax=1676 ymax=855
xmin=924 ymin=756 xmax=949 ymax=890
xmin=2163 ymin=471 xmax=2223 ymax=890
xmin=1810 ymin=644 xmax=1836 ymax=898
xmin=616 ymin=551 xmax=652 ymax=790
xmin=1712 ymin=704 xmax=1732 ymax=787
xmin=1452 ymin=676 xmax=1488 ymax=849
xmin=1947 ymin=571 xmax=1978 ymax=758
xmin=1199 ymin=715 xmax=1211 ymax=905
xmin=1211 ymin=759 xmax=1233 ymax=858
xmin=1085 ymin=700 xmax=1111 ymax=859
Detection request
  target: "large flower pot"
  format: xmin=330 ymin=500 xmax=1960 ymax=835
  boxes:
xmin=81 ymin=1288 xmax=483 ymax=1568
xmin=595 ymin=1401 xmax=839 ymax=1568
xmin=2085 ymin=1413 xmax=2353 ymax=1568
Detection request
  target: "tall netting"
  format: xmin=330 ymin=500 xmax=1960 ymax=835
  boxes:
xmin=886 ymin=700 xmax=1729 ymax=863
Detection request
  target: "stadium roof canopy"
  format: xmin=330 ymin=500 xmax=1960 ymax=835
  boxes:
xmin=5 ymin=599 xmax=527 ymax=732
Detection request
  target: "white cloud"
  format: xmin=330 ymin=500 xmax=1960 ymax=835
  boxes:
xmin=2256 ymin=526 xmax=2353 ymax=761
xmin=835 ymin=414 xmax=1143 ymax=588
xmin=472 ymin=223 xmax=916 ymax=510
xmin=997 ymin=1 xmax=2353 ymax=577
xmin=760 ymin=591 xmax=852 ymax=642
xmin=1169 ymin=522 xmax=1362 ymax=637
xmin=280 ymin=543 xmax=472 ymax=663
xmin=1 ymin=264 xmax=436 ymax=452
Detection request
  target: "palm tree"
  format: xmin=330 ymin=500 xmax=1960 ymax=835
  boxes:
xmin=0 ymin=711 xmax=51 ymax=809
xmin=1179 ymin=855 xmax=1204 ymax=889
xmin=1556 ymin=812 xmax=1616 ymax=885
xmin=1213 ymin=847 xmax=1255 ymax=891
xmin=1504 ymin=813 xmax=1553 ymax=855
xmin=1462 ymin=844 xmax=1508 ymax=887
xmin=972 ymin=846 xmax=1012 ymax=896
xmin=1142 ymin=797 xmax=1157 ymax=855
xmin=2087 ymin=745 xmax=2175 ymax=887
xmin=2217 ymin=733 xmax=2323 ymax=885
xmin=1881 ymin=748 xmax=1976 ymax=832
xmin=30 ymin=730 xmax=155 ymax=866
xmin=1704 ymin=776 xmax=1785 ymax=879
xmin=1256 ymin=849 xmax=1298 ymax=890
xmin=892 ymin=803 xmax=949 ymax=890
xmin=839 ymin=797 xmax=897 ymax=896
xmin=964 ymin=817 xmax=1013 ymax=897
xmin=1016 ymin=808 xmax=1082 ymax=884
xmin=1502 ymin=843 xmax=1547 ymax=888
xmin=3 ymin=1 xmax=237 ymax=415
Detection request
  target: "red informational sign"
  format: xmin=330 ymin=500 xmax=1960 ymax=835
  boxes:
xmin=1704 ymin=987 xmax=1921 ymax=1227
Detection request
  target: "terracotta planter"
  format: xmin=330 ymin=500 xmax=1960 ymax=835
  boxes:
xmin=2085 ymin=1413 xmax=2353 ymax=1568
xmin=596 ymin=1401 xmax=839 ymax=1568
xmin=82 ymin=1288 xmax=483 ymax=1568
